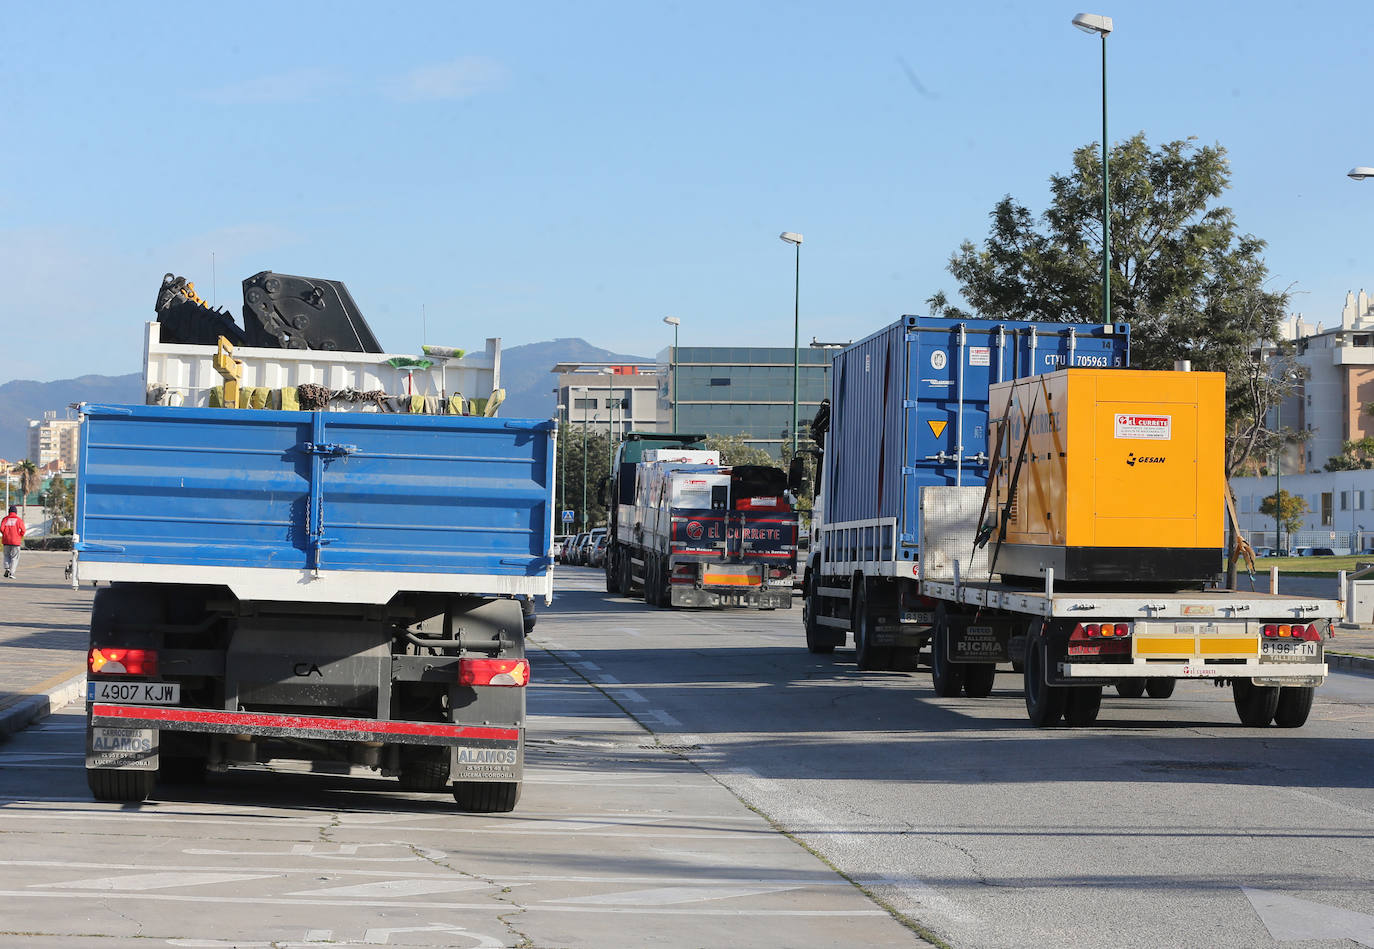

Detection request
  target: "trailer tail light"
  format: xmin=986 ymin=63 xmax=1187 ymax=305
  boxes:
xmin=1067 ymin=623 xmax=1130 ymax=657
xmin=1263 ymin=624 xmax=1321 ymax=641
xmin=88 ymin=648 xmax=158 ymax=676
xmin=458 ymin=658 xmax=530 ymax=687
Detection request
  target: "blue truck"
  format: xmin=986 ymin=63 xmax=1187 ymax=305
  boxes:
xmin=74 ymin=396 xmax=554 ymax=809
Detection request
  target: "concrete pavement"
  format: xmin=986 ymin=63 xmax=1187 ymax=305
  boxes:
xmin=0 ymin=551 xmax=92 ymax=739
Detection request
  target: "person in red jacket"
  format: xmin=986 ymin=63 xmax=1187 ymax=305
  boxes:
xmin=1 ymin=506 xmax=25 ymax=579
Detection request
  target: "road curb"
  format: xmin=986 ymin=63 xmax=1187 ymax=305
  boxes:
xmin=1327 ymin=652 xmax=1374 ymax=679
xmin=0 ymin=673 xmax=86 ymax=739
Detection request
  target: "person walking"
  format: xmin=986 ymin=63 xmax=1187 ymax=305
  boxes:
xmin=1 ymin=506 xmax=25 ymax=579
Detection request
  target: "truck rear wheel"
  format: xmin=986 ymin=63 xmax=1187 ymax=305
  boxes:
xmin=1115 ymin=679 xmax=1146 ymax=699
xmin=853 ymin=584 xmax=892 ymax=671
xmin=963 ymin=662 xmax=997 ymax=698
xmin=1063 ymin=686 xmax=1102 ymax=726
xmin=399 ymin=750 xmax=451 ymax=791
xmin=930 ymin=612 xmax=964 ymax=696
xmin=1273 ymin=686 xmax=1315 ymax=728
xmin=1023 ymin=640 xmax=1065 ymax=727
xmin=803 ymin=578 xmax=835 ymax=655
xmin=1233 ymin=678 xmax=1280 ymax=727
xmin=1145 ymin=678 xmax=1176 ymax=699
xmin=452 ymin=781 xmax=521 ymax=813
xmin=88 ymin=768 xmax=155 ymax=803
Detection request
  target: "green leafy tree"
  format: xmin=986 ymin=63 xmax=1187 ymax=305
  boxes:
xmin=1258 ymin=489 xmax=1310 ymax=538
xmin=44 ymin=476 xmax=73 ymax=534
xmin=1324 ymin=436 xmax=1374 ymax=471
xmin=933 ymin=133 xmax=1292 ymax=477
xmin=558 ymin=425 xmax=614 ymax=532
xmin=704 ymin=433 xmax=775 ymax=467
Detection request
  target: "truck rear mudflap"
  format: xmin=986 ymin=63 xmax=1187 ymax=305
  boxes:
xmin=87 ymin=704 xmax=523 ymax=781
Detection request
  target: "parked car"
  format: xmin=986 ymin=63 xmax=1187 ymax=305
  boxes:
xmin=553 ymin=534 xmax=571 ymax=563
xmin=568 ymin=532 xmax=590 ymax=565
xmin=1252 ymin=546 xmax=1274 ymax=558
xmin=588 ymin=534 xmax=608 ymax=568
xmin=1297 ymin=547 xmax=1336 ymax=557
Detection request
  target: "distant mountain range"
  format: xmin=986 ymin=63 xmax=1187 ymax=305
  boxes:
xmin=0 ymin=339 xmax=648 ymax=461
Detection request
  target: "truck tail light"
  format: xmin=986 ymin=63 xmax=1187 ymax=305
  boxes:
xmin=1264 ymin=624 xmax=1321 ymax=641
xmin=458 ymin=658 xmax=530 ymax=687
xmin=89 ymin=648 xmax=158 ymax=676
xmin=1070 ymin=623 xmax=1132 ymax=640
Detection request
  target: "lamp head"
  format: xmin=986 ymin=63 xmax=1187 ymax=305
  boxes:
xmin=779 ymin=232 xmax=803 ymax=245
xmin=1349 ymin=167 xmax=1374 ymax=181
xmin=663 ymin=315 xmax=680 ymax=326
xmin=1072 ymin=12 xmax=1113 ymax=35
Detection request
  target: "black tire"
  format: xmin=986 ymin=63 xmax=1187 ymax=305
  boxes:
xmin=853 ymin=584 xmax=892 ymax=671
xmin=1063 ymin=685 xmax=1103 ymax=726
xmin=1145 ymin=678 xmax=1176 ymax=699
xmin=88 ymin=768 xmax=155 ymax=802
xmin=1273 ymin=686 xmax=1315 ymax=728
xmin=452 ymin=781 xmax=521 ymax=813
xmin=643 ymin=554 xmax=659 ymax=606
xmin=1023 ymin=639 xmax=1066 ymax=727
xmin=1115 ymin=679 xmax=1146 ymax=699
xmin=157 ymin=757 xmax=206 ymax=786
xmin=605 ymin=555 xmax=619 ymax=595
xmin=399 ymin=758 xmax=452 ymax=792
xmin=653 ymin=557 xmax=672 ymax=609
xmin=963 ymin=662 xmax=997 ymax=698
xmin=619 ymin=555 xmax=636 ymax=596
xmin=803 ymin=575 xmax=835 ymax=655
xmin=1233 ymin=678 xmax=1280 ymax=727
xmin=930 ymin=610 xmax=964 ymax=697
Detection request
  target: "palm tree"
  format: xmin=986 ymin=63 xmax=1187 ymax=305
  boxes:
xmin=16 ymin=460 xmax=39 ymax=504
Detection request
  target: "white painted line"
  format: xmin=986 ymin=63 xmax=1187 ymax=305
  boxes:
xmin=364 ymin=925 xmax=503 ymax=947
xmin=288 ymin=878 xmax=505 ymax=898
xmin=609 ymin=689 xmax=647 ymax=703
xmin=575 ymin=660 xmax=600 ymax=670
xmin=1245 ymin=887 xmax=1374 ymax=946
xmin=644 ymin=709 xmax=683 ymax=727
xmin=0 ymin=889 xmax=888 ymax=915
xmin=547 ymin=885 xmax=802 ymax=905
xmin=39 ymin=871 xmax=277 ymax=891
xmin=598 ymin=674 xmax=622 ymax=685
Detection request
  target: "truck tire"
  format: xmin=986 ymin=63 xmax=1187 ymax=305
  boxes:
xmin=963 ymin=662 xmax=997 ymax=698
xmin=157 ymin=757 xmax=207 ymax=786
xmin=605 ymin=556 xmax=620 ymax=595
xmin=853 ymin=584 xmax=893 ymax=671
xmin=930 ymin=611 xmax=964 ymax=697
xmin=1232 ymin=678 xmax=1280 ymax=727
xmin=1145 ymin=678 xmax=1176 ymax=699
xmin=1063 ymin=685 xmax=1103 ymax=726
xmin=399 ymin=759 xmax=452 ymax=792
xmin=643 ymin=554 xmax=660 ymax=606
xmin=1115 ymin=679 xmax=1146 ymax=699
xmin=803 ymin=578 xmax=835 ymax=655
xmin=1273 ymin=686 xmax=1315 ymax=728
xmin=87 ymin=768 xmax=155 ymax=802
xmin=619 ymin=555 xmax=637 ymax=596
xmin=1023 ymin=639 xmax=1066 ymax=727
xmin=452 ymin=781 xmax=521 ymax=813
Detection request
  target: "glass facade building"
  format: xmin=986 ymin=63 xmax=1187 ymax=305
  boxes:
xmin=660 ymin=346 xmax=834 ymax=459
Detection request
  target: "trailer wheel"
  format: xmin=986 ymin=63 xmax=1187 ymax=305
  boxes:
xmin=1273 ymin=686 xmax=1315 ymax=728
xmin=1145 ymin=678 xmax=1176 ymax=699
xmin=619 ymin=555 xmax=637 ymax=596
xmin=853 ymin=584 xmax=892 ymax=671
xmin=1023 ymin=640 xmax=1066 ymax=727
xmin=452 ymin=781 xmax=521 ymax=813
xmin=1063 ymin=686 xmax=1103 ymax=726
xmin=1114 ymin=679 xmax=1146 ymax=699
xmin=1232 ymin=678 xmax=1280 ymax=727
xmin=87 ymin=768 xmax=155 ymax=803
xmin=930 ymin=611 xmax=964 ymax=696
xmin=963 ymin=662 xmax=997 ymax=698
xmin=605 ymin=556 xmax=620 ymax=595
xmin=803 ymin=576 xmax=835 ymax=655
xmin=399 ymin=759 xmax=452 ymax=792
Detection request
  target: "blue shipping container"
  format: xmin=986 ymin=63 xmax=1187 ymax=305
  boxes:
xmin=823 ymin=315 xmax=1130 ymax=549
xmin=76 ymin=405 xmax=556 ymax=584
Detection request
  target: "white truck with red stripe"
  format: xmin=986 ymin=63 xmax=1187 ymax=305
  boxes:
xmin=75 ymin=321 xmax=551 ymax=811
xmin=621 ymin=451 xmax=799 ymax=609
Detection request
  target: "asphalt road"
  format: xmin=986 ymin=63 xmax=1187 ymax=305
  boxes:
xmin=2 ymin=565 xmax=1372 ymax=948
xmin=540 ymin=567 xmax=1374 ymax=949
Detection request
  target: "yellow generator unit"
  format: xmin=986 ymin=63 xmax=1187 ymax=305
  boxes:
xmin=987 ymin=368 xmax=1225 ymax=586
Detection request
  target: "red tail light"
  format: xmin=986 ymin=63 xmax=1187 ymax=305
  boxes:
xmin=458 ymin=658 xmax=530 ymax=687
xmin=89 ymin=648 xmax=158 ymax=676
xmin=1268 ymin=623 xmax=1323 ymax=641
xmin=1070 ymin=623 xmax=1133 ymax=640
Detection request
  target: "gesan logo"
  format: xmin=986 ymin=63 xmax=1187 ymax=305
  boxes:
xmin=1126 ymin=452 xmax=1165 ymax=467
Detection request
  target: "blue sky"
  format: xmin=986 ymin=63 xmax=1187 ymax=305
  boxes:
xmin=4 ymin=1 xmax=1373 ymax=382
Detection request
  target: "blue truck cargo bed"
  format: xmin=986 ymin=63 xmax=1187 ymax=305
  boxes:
xmin=823 ymin=315 xmax=1131 ymax=550
xmin=74 ymin=404 xmax=556 ymax=603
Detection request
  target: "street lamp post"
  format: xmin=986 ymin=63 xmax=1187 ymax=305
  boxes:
xmin=604 ymin=370 xmax=616 ymax=487
xmin=558 ymin=402 xmax=568 ymax=524
xmin=1073 ymin=13 xmax=1113 ymax=324
xmin=662 ymin=316 xmax=680 ymax=432
xmin=1275 ymin=442 xmax=1282 ymax=555
xmin=779 ymin=232 xmax=803 ymax=459
xmin=575 ymin=387 xmax=589 ymax=532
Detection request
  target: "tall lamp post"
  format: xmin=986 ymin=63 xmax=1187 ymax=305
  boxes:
xmin=662 ymin=316 xmax=680 ymax=432
xmin=603 ymin=369 xmax=616 ymax=486
xmin=575 ymin=387 xmax=589 ymax=532
xmin=1275 ymin=442 xmax=1282 ymax=556
xmin=1072 ymin=13 xmax=1113 ymax=323
xmin=779 ymin=232 xmax=803 ymax=459
xmin=558 ymin=402 xmax=568 ymax=524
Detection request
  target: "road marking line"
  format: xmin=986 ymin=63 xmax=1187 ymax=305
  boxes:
xmin=38 ymin=871 xmax=278 ymax=891
xmin=288 ymin=878 xmax=506 ymax=898
xmin=546 ymin=885 xmax=802 ymax=905
xmin=597 ymin=674 xmax=622 ymax=685
xmin=644 ymin=709 xmax=683 ymax=727
xmin=574 ymin=660 xmax=600 ymax=670
xmin=609 ymin=688 xmax=647 ymax=703
xmin=1245 ymin=887 xmax=1374 ymax=947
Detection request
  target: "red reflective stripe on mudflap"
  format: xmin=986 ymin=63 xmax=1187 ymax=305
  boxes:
xmin=91 ymin=704 xmax=519 ymax=742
